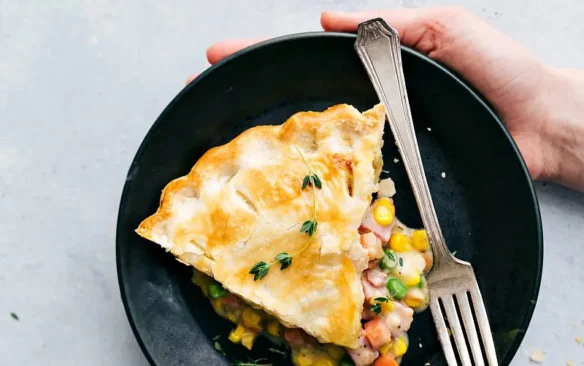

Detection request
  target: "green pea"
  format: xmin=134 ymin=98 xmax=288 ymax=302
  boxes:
xmin=208 ymin=282 xmax=227 ymax=299
xmin=387 ymin=277 xmax=408 ymax=299
xmin=380 ymin=249 xmax=398 ymax=270
xmin=339 ymin=356 xmax=355 ymax=366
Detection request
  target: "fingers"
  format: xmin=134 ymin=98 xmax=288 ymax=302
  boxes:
xmin=185 ymin=73 xmax=199 ymax=85
xmin=186 ymin=39 xmax=263 ymax=85
xmin=320 ymin=7 xmax=538 ymax=102
xmin=321 ymin=7 xmax=549 ymax=183
xmin=321 ymin=9 xmax=426 ymax=33
xmin=321 ymin=7 xmax=465 ymax=57
xmin=206 ymin=38 xmax=265 ymax=64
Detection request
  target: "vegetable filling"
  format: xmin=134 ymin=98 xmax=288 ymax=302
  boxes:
xmin=191 ymin=178 xmax=433 ymax=366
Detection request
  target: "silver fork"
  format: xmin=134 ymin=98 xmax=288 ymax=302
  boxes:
xmin=355 ymin=19 xmax=498 ymax=366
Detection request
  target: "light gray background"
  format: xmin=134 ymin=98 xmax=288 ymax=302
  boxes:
xmin=1 ymin=0 xmax=583 ymax=365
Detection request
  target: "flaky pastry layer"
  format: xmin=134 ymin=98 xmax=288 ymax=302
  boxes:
xmin=137 ymin=104 xmax=386 ymax=348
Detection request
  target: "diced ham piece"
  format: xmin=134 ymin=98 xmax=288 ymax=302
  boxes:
xmin=362 ymin=306 xmax=376 ymax=321
xmin=366 ymin=269 xmax=388 ymax=287
xmin=347 ymin=334 xmax=380 ymax=366
xmin=360 ymin=232 xmax=385 ymax=260
xmin=364 ymin=317 xmax=393 ymax=349
xmin=361 ymin=272 xmax=389 ymax=301
xmin=368 ymin=259 xmax=381 ymax=269
xmin=361 ymin=207 xmax=394 ymax=242
xmin=221 ymin=294 xmax=242 ymax=310
xmin=385 ymin=301 xmax=414 ymax=336
xmin=284 ymin=328 xmax=306 ymax=347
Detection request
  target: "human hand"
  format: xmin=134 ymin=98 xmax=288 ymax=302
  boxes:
xmin=191 ymin=7 xmax=584 ymax=191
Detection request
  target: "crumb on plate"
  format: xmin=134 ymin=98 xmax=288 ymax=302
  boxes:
xmin=530 ymin=349 xmax=546 ymax=363
xmin=378 ymin=178 xmax=396 ymax=197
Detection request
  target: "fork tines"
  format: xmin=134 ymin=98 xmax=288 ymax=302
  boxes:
xmin=429 ymin=274 xmax=498 ymax=366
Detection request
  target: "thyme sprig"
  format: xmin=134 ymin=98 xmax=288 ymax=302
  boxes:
xmin=370 ymin=297 xmax=389 ymax=315
xmin=249 ymin=146 xmax=322 ymax=281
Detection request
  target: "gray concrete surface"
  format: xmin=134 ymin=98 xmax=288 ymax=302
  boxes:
xmin=1 ymin=0 xmax=583 ymax=365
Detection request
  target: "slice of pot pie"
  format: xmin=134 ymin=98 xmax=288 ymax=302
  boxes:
xmin=137 ymin=104 xmax=434 ymax=365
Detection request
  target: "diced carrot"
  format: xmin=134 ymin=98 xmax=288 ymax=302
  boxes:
xmin=363 ymin=317 xmax=393 ymax=349
xmin=373 ymin=354 xmax=399 ymax=366
xmin=422 ymin=251 xmax=433 ymax=273
xmin=359 ymin=226 xmax=372 ymax=235
xmin=360 ymin=233 xmax=367 ymax=247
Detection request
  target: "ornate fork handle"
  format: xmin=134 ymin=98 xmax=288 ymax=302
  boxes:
xmin=354 ymin=19 xmax=453 ymax=269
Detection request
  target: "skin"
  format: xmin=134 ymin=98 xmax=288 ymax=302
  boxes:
xmin=188 ymin=7 xmax=584 ymax=192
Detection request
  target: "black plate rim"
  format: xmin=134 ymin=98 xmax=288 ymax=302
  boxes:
xmin=116 ymin=31 xmax=543 ymax=366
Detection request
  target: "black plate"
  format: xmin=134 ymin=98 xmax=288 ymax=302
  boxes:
xmin=117 ymin=32 xmax=543 ymax=366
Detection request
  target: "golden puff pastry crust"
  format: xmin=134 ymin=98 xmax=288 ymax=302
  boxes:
xmin=136 ymin=103 xmax=386 ymax=348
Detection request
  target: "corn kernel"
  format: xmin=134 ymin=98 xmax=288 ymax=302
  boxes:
xmin=373 ymin=198 xmax=395 ymax=226
xmin=266 ymin=319 xmax=282 ymax=337
xmin=381 ymin=300 xmax=395 ymax=314
xmin=405 ymin=295 xmax=424 ymax=308
xmin=389 ymin=233 xmax=412 ymax=253
xmin=314 ymin=357 xmax=335 ymax=366
xmin=405 ymin=297 xmax=423 ymax=308
xmin=295 ymin=352 xmax=314 ymax=366
xmin=404 ymin=288 xmax=425 ymax=307
xmin=412 ymin=230 xmax=429 ymax=251
xmin=370 ymin=298 xmax=395 ymax=314
xmin=403 ymin=273 xmax=421 ymax=287
xmin=391 ymin=337 xmax=408 ymax=358
xmin=242 ymin=307 xmax=263 ymax=331
xmin=379 ymin=342 xmax=393 ymax=356
xmin=241 ymin=331 xmax=256 ymax=350
xmin=228 ymin=324 xmax=246 ymax=343
xmin=325 ymin=344 xmax=344 ymax=360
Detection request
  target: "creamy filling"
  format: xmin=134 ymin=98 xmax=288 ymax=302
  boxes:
xmin=191 ymin=179 xmax=433 ymax=366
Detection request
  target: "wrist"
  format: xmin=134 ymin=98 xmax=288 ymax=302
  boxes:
xmin=539 ymin=67 xmax=584 ymax=190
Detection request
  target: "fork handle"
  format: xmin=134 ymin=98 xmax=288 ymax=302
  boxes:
xmin=355 ymin=19 xmax=451 ymax=267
